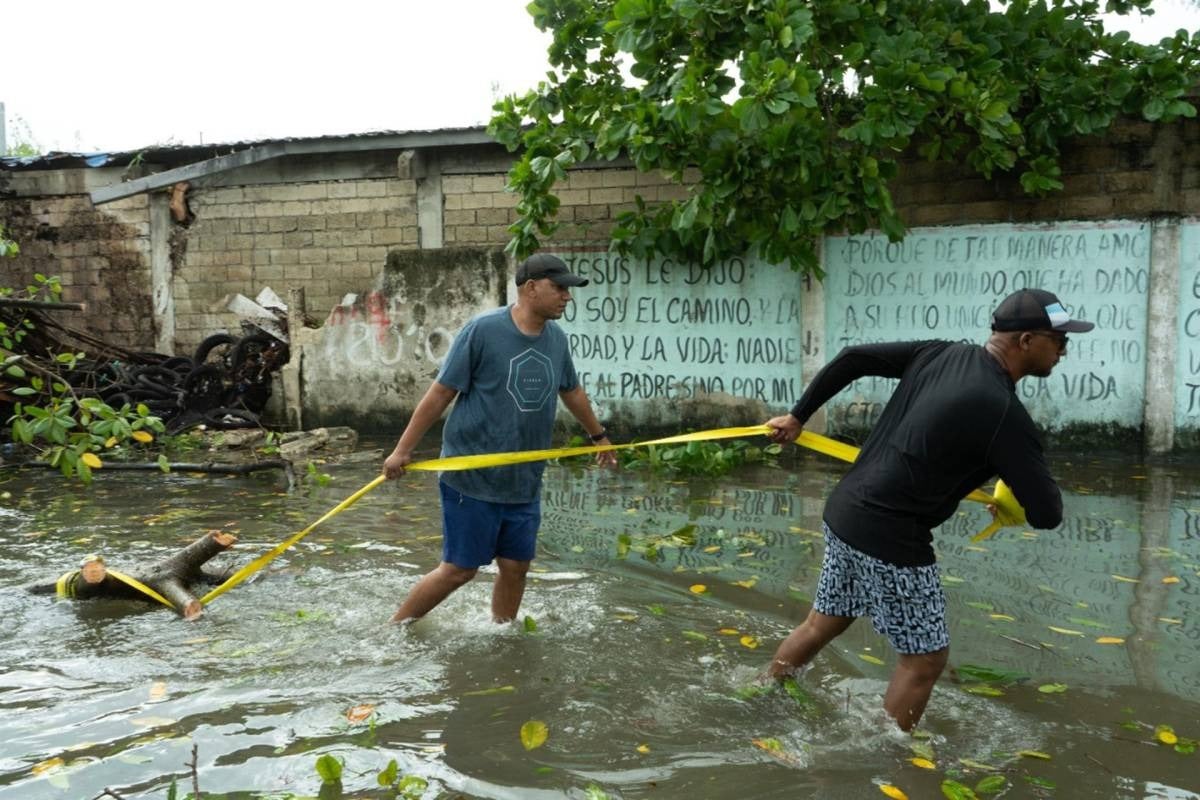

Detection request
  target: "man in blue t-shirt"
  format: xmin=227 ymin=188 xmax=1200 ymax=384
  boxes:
xmin=382 ymin=253 xmax=616 ymax=624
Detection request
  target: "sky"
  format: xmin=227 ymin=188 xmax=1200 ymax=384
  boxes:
xmin=1 ymin=0 xmax=1197 ymax=155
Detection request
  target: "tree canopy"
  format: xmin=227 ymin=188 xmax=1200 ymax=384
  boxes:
xmin=488 ymin=0 xmax=1200 ymax=273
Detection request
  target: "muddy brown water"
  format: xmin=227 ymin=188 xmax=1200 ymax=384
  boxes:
xmin=1 ymin=443 xmax=1198 ymax=799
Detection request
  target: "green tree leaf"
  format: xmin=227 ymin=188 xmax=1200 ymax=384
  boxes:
xmin=520 ymin=720 xmax=549 ymax=750
xmin=314 ymin=753 xmax=343 ymax=783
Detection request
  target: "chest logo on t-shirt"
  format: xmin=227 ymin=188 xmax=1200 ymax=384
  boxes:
xmin=506 ymin=348 xmax=556 ymax=412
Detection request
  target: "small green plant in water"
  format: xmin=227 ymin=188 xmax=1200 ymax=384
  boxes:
xmin=306 ymin=461 xmax=333 ymax=487
xmin=559 ymin=436 xmax=780 ymax=476
xmin=378 ymin=759 xmax=430 ymax=798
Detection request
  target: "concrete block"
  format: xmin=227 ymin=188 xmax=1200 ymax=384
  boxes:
xmin=461 ymin=194 xmax=495 ymax=210
xmin=356 ymin=181 xmax=388 ymax=198
xmin=444 ymin=194 xmax=463 ymax=211
xmin=1102 ymin=170 xmax=1153 ymax=194
xmin=255 ymin=265 xmax=285 ymax=282
xmin=475 ymin=208 xmax=508 ymax=226
xmin=367 ymin=197 xmax=400 ymax=213
xmin=386 ymin=211 xmax=418 ymax=227
xmin=312 ymin=231 xmax=346 ymax=248
xmin=329 ymin=182 xmax=357 ymax=199
xmin=445 ymin=209 xmax=477 ymax=226
xmin=329 ymin=247 xmax=361 ymax=263
xmin=340 ymin=261 xmax=375 ymax=280
xmin=281 ymin=201 xmax=312 ymax=216
xmin=356 ymin=212 xmax=387 ymax=230
xmin=472 ymin=174 xmax=507 ymax=193
xmin=589 ymin=188 xmax=624 ymax=204
xmin=270 ymin=248 xmax=301 ymax=264
xmin=389 ymin=179 xmax=418 ymax=196
xmin=601 ymin=169 xmax=638 ymax=187
xmin=564 ymin=170 xmax=605 ymax=189
xmin=299 ymin=248 xmax=329 ymax=264
xmin=283 ymin=231 xmax=314 ymax=248
xmin=556 ymin=189 xmax=589 ymax=206
xmin=442 ymin=176 xmax=473 ymax=194
xmin=326 ymin=213 xmax=357 ymax=230
xmin=339 ymin=229 xmax=373 ymax=247
xmin=267 ymin=216 xmax=301 ymax=233
xmin=372 ymin=228 xmax=406 ymax=245
xmin=357 ymin=246 xmax=388 ymax=263
xmin=284 ymin=264 xmax=314 ymax=280
xmin=490 ymin=191 xmax=518 ymax=208
xmin=1060 ymin=195 xmax=1115 ymax=218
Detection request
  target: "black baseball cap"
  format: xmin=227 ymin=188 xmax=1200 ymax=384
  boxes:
xmin=991 ymin=288 xmax=1094 ymax=333
xmin=514 ymin=254 xmax=589 ymax=287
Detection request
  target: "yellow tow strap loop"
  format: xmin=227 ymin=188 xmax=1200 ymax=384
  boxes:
xmin=108 ymin=568 xmax=175 ymax=609
xmin=200 ymin=423 xmax=1023 ymax=606
xmin=55 ymin=562 xmax=175 ymax=609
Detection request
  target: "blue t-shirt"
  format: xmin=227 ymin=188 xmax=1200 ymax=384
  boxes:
xmin=437 ymin=306 xmax=579 ymax=503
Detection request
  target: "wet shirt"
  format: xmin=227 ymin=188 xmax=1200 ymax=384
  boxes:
xmin=437 ymin=306 xmax=579 ymax=504
xmin=790 ymin=340 xmax=1062 ymax=566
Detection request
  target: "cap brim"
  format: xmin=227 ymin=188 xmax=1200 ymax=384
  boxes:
xmin=552 ymin=275 xmax=589 ymax=287
xmin=1055 ymin=320 xmax=1094 ymax=333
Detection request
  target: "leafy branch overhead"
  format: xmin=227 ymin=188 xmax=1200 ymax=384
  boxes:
xmin=488 ymin=0 xmax=1199 ymax=273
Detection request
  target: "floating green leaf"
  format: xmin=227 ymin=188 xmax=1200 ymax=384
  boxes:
xmin=1037 ymin=683 xmax=1068 ymax=694
xmin=521 ymin=720 xmax=549 ymax=750
xmin=463 ymin=685 xmax=516 ymax=697
xmin=974 ymin=775 xmax=1007 ymax=794
xmin=315 ymin=753 xmax=343 ymax=783
xmin=940 ymin=778 xmax=979 ymax=799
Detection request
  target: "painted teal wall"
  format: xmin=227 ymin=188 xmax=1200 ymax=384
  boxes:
xmin=822 ymin=222 xmax=1151 ymax=436
xmin=1176 ymin=221 xmax=1200 ymax=434
xmin=556 ymin=251 xmax=807 ymax=423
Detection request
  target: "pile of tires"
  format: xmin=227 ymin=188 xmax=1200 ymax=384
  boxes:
xmin=71 ymin=332 xmax=291 ymax=434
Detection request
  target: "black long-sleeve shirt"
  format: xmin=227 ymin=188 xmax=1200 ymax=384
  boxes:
xmin=790 ymin=341 xmax=1062 ymax=566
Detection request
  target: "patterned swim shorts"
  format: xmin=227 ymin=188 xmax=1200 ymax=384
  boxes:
xmin=813 ymin=523 xmax=949 ymax=655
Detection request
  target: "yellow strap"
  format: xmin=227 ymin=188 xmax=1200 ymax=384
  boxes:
xmin=54 ymin=566 xmax=174 ymax=609
xmin=108 ymin=568 xmax=175 ymax=609
xmin=200 ymin=474 xmax=389 ymax=605
xmin=202 ymin=428 xmax=782 ymax=606
xmin=200 ymin=422 xmax=1024 ymax=607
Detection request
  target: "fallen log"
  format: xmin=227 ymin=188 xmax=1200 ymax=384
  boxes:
xmin=3 ymin=459 xmax=290 ymax=475
xmin=26 ymin=530 xmax=239 ymax=619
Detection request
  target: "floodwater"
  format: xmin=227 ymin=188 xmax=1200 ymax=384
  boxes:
xmin=0 ymin=441 xmax=1198 ymax=800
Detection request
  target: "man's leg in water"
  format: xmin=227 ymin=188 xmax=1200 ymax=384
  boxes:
xmin=883 ymin=647 xmax=949 ymax=731
xmin=492 ymin=557 xmax=530 ymax=622
xmin=391 ymin=562 xmax=478 ymax=623
xmin=767 ymin=608 xmax=856 ymax=678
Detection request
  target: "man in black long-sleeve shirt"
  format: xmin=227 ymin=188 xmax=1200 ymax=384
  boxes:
xmin=762 ymin=288 xmax=1094 ymax=731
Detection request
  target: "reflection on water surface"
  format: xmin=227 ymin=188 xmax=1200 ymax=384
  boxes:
xmin=0 ymin=447 xmax=1198 ymax=799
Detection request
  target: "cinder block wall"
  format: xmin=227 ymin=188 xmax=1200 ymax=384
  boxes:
xmin=441 ymin=167 xmax=697 ymax=247
xmin=1 ymin=116 xmax=1194 ymax=362
xmin=0 ymin=182 xmax=155 ymax=347
xmin=176 ymin=177 xmax=419 ymax=349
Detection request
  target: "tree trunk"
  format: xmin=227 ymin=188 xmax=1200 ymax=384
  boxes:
xmin=26 ymin=531 xmax=238 ymax=619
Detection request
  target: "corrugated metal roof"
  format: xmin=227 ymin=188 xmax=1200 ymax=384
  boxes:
xmin=0 ymin=126 xmax=493 ymax=171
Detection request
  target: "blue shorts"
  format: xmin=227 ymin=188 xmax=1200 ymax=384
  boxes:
xmin=439 ymin=481 xmax=540 ymax=569
xmin=813 ymin=524 xmax=949 ymax=655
